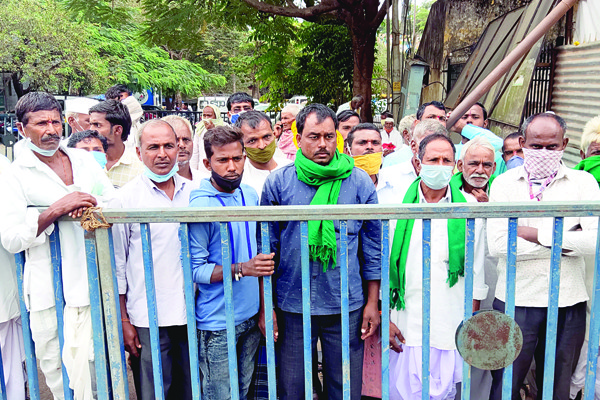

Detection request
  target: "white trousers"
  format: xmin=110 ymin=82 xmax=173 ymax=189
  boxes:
xmin=62 ymin=305 xmax=94 ymax=400
xmin=30 ymin=307 xmax=65 ymax=400
xmin=0 ymin=317 xmax=25 ymax=400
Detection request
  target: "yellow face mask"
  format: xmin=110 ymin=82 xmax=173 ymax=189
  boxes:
xmin=352 ymin=152 xmax=383 ymax=176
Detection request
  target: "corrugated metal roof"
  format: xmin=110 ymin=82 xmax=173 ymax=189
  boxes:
xmin=551 ymin=40 xmax=600 ymax=166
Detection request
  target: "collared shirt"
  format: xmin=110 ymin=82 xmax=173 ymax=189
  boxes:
xmin=106 ymin=147 xmax=144 ymax=189
xmin=390 ymin=184 xmax=488 ymax=350
xmin=111 ymin=174 xmax=193 ymax=327
xmin=0 ymin=155 xmax=19 ymax=323
xmin=242 ymin=155 xmax=292 ymax=198
xmin=260 ymin=163 xmax=382 ymax=315
xmin=0 ymin=145 xmax=114 ymax=311
xmin=488 ymin=163 xmax=600 ymax=307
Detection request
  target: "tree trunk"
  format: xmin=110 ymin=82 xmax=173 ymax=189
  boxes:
xmin=11 ymin=72 xmax=29 ymax=98
xmin=350 ymin=25 xmax=377 ymax=122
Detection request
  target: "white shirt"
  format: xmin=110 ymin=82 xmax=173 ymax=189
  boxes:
xmin=390 ymin=184 xmax=488 ymax=350
xmin=111 ymin=174 xmax=194 ymax=327
xmin=0 ymin=155 xmax=19 ymax=323
xmin=377 ymin=160 xmax=418 ymax=203
xmin=242 ymin=155 xmax=291 ymax=198
xmin=0 ymin=145 xmax=114 ymax=311
xmin=380 ymin=128 xmax=403 ymax=149
xmin=487 ymin=164 xmax=600 ymax=307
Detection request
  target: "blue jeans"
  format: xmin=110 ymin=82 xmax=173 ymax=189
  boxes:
xmin=276 ymin=308 xmax=364 ymax=400
xmin=198 ymin=315 xmax=261 ymax=400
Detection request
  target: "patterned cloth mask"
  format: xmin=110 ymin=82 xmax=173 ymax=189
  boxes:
xmin=523 ymin=148 xmax=563 ymax=180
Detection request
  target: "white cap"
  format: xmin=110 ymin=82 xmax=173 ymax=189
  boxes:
xmin=385 ymin=117 xmax=394 ymax=123
xmin=65 ymin=97 xmax=99 ymax=115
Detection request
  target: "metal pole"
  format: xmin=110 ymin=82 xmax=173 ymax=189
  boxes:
xmin=446 ymin=0 xmax=577 ymax=128
xmin=391 ymin=0 xmax=401 ymax=119
xmin=386 ymin=0 xmax=391 ymax=111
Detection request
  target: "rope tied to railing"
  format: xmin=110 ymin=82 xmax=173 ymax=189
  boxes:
xmin=80 ymin=207 xmax=111 ymax=231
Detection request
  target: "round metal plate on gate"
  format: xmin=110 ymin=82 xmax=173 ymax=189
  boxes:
xmin=455 ymin=310 xmax=523 ymax=370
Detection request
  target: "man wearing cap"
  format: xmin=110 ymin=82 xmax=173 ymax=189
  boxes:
xmin=65 ymin=98 xmax=99 ymax=134
xmin=381 ymin=118 xmax=403 ymax=156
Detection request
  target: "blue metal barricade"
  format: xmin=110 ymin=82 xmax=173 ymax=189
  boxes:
xmin=4 ymin=202 xmax=600 ymax=400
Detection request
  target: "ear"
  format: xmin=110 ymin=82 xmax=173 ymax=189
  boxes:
xmin=483 ymin=119 xmax=489 ymax=129
xmin=492 ymin=161 xmax=497 ymax=174
xmin=203 ymin=158 xmax=212 ymax=172
xmin=136 ymin=146 xmax=142 ymax=162
xmin=581 ymin=149 xmax=586 ymax=160
xmin=67 ymin=116 xmax=76 ymax=125
xmin=518 ymin=135 xmax=525 ymax=148
xmin=563 ymin=137 xmax=569 ymax=149
xmin=414 ymin=157 xmax=422 ymax=175
xmin=16 ymin=122 xmax=26 ymax=138
xmin=114 ymin=125 xmax=123 ymax=139
xmin=456 ymin=159 xmax=464 ymax=172
xmin=296 ymin=133 xmax=302 ymax=149
xmin=410 ymin=140 xmax=418 ymax=156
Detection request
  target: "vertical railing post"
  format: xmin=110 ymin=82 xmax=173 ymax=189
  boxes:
xmin=422 ymin=219 xmax=432 ymax=400
xmin=14 ymin=252 xmax=40 ymax=400
xmin=541 ymin=217 xmax=564 ymax=400
xmin=84 ymin=230 xmax=110 ymax=399
xmin=260 ymin=222 xmax=277 ymax=400
xmin=0 ymin=339 xmax=6 ymax=400
xmin=49 ymin=228 xmax=74 ymax=400
xmin=94 ymin=227 xmax=129 ymax=400
xmin=178 ymin=223 xmax=202 ymax=400
xmin=502 ymin=218 xmax=518 ymax=400
xmin=219 ymin=222 xmax=240 ymax=400
xmin=584 ymin=218 xmax=600 ymax=400
xmin=461 ymin=218 xmax=476 ymax=400
xmin=339 ymin=221 xmax=350 ymax=400
xmin=140 ymin=223 xmax=165 ymax=400
xmin=300 ymin=221 xmax=313 ymax=400
xmin=381 ymin=220 xmax=390 ymax=400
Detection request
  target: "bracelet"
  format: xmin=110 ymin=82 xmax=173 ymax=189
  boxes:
xmin=122 ymin=318 xmax=130 ymax=322
xmin=239 ymin=262 xmax=244 ymax=278
xmin=234 ymin=262 xmax=241 ymax=281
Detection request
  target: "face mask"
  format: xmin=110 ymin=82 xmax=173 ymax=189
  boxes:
xmin=245 ymin=139 xmax=276 ymax=164
xmin=91 ymin=151 xmax=107 ymax=169
xmin=26 ymin=138 xmax=59 ymax=157
xmin=143 ymin=162 xmax=179 ymax=183
xmin=523 ymin=148 xmax=563 ymax=179
xmin=211 ymin=170 xmax=243 ymax=192
xmin=464 ymin=172 xmax=489 ymax=188
xmin=203 ymin=119 xmax=216 ymax=125
xmin=353 ymin=152 xmax=383 ymax=176
xmin=419 ymin=163 xmax=454 ymax=190
xmin=229 ymin=111 xmax=246 ymax=125
xmin=506 ymin=155 xmax=524 ymax=170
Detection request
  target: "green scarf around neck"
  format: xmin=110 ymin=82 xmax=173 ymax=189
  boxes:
xmin=295 ymin=149 xmax=355 ymax=271
xmin=389 ymin=177 xmax=467 ymax=310
xmin=574 ymin=156 xmax=600 ymax=186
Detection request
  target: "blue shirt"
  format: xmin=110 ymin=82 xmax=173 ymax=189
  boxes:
xmin=260 ymin=163 xmax=382 ymax=315
xmin=188 ymin=179 xmax=259 ymax=331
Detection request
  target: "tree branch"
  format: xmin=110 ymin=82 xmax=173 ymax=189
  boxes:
xmin=369 ymin=2 xmax=389 ymax=30
xmin=239 ymin=0 xmax=340 ymax=19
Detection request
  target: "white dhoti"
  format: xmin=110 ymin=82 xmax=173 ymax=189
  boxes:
xmin=0 ymin=317 xmax=25 ymax=400
xmin=30 ymin=307 xmax=65 ymax=400
xmin=63 ymin=305 xmax=94 ymax=400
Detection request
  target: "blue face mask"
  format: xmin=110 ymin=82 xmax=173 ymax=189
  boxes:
xmin=506 ymin=155 xmax=524 ymax=170
xmin=419 ymin=163 xmax=454 ymax=190
xmin=230 ymin=113 xmax=241 ymax=124
xmin=143 ymin=163 xmax=179 ymax=183
xmin=26 ymin=138 xmax=59 ymax=157
xmin=91 ymin=151 xmax=107 ymax=169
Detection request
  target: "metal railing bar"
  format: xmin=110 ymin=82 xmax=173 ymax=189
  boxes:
xmin=502 ymin=218 xmax=518 ymax=400
xmin=541 ymin=217 xmax=564 ymax=400
xmin=300 ymin=221 xmax=313 ymax=400
xmin=260 ymin=222 xmax=277 ymax=400
xmin=140 ymin=223 xmax=165 ymax=400
xmin=49 ymin=229 xmax=74 ymax=400
xmin=584 ymin=218 xmax=600 ymax=400
xmin=422 ymin=219 xmax=432 ymax=400
xmin=84 ymin=232 xmax=110 ymax=399
xmin=178 ymin=223 xmax=202 ymax=400
xmin=339 ymin=221 xmax=350 ymax=400
xmin=0 ymin=338 xmax=5 ymax=400
xmin=219 ymin=222 xmax=240 ymax=400
xmin=461 ymin=218 xmax=476 ymax=400
xmin=381 ymin=220 xmax=390 ymax=400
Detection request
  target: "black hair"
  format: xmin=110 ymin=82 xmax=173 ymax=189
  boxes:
xmin=89 ymin=99 xmax=132 ymax=142
xmin=296 ymin=103 xmax=338 ymax=135
xmin=15 ymin=92 xmax=62 ymax=126
xmin=418 ymin=132 xmax=456 ymax=160
xmin=234 ymin=110 xmax=272 ymax=130
xmin=67 ymin=130 xmax=108 ymax=152
xmin=521 ymin=112 xmax=567 ymax=139
xmin=416 ymin=101 xmax=446 ymax=120
xmin=475 ymin=102 xmax=488 ymax=121
xmin=347 ymin=123 xmax=381 ymax=148
xmin=381 ymin=111 xmax=393 ymax=119
xmin=226 ymin=92 xmax=254 ymax=111
xmin=204 ymin=126 xmax=244 ymax=160
xmin=337 ymin=110 xmax=361 ymax=123
xmin=105 ymin=84 xmax=130 ymax=101
xmin=502 ymin=131 xmax=523 ymax=153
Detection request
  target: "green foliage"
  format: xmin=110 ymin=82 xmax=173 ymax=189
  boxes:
xmin=0 ymin=0 xmax=109 ymax=94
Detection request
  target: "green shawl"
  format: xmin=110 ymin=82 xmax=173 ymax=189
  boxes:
xmin=295 ymin=149 xmax=355 ymax=271
xmin=390 ymin=177 xmax=467 ymax=310
xmin=574 ymin=156 xmax=600 ymax=186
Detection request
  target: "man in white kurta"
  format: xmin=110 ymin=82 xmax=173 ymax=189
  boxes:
xmin=388 ymin=133 xmax=487 ymax=400
xmin=0 ymin=92 xmax=114 ymax=400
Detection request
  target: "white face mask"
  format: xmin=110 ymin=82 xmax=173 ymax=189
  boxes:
xmin=419 ymin=163 xmax=454 ymax=190
xmin=26 ymin=138 xmax=59 ymax=157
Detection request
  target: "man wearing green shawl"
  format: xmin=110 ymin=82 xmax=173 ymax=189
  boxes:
xmin=260 ymin=103 xmax=381 ymax=400
xmin=388 ymin=134 xmax=488 ymax=400
xmin=574 ymin=115 xmax=600 ymax=185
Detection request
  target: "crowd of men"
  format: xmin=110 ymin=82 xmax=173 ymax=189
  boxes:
xmin=0 ymin=86 xmax=600 ymax=400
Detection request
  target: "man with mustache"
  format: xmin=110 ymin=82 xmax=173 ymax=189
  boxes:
xmin=345 ymin=123 xmax=383 ymax=185
xmin=111 ymin=119 xmax=193 ymax=400
xmin=0 ymin=92 xmax=114 ymax=399
xmin=454 ymin=136 xmax=497 ymax=203
xmin=188 ymin=125 xmax=275 ymax=400
xmin=162 ymin=114 xmax=208 ymax=182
